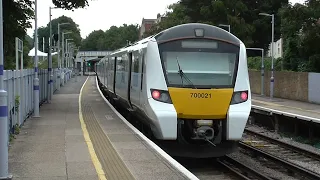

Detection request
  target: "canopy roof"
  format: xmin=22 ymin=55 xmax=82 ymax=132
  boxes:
xmin=28 ymin=47 xmax=57 ymax=57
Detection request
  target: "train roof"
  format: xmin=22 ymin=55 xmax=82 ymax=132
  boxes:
xmin=108 ymin=23 xmax=241 ymax=57
xmin=155 ymin=23 xmax=241 ymax=45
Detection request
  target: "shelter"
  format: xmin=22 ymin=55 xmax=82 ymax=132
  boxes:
xmin=28 ymin=47 xmax=58 ymax=57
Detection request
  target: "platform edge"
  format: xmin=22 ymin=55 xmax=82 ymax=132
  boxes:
xmin=252 ymin=105 xmax=320 ymax=123
xmin=95 ymin=76 xmax=199 ymax=180
xmin=79 ymin=76 xmax=107 ymax=180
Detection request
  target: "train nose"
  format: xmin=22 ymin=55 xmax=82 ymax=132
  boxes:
xmin=167 ymin=87 xmax=234 ymax=119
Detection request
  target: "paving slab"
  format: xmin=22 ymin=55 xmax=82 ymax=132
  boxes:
xmin=8 ymin=75 xmax=192 ymax=180
xmin=8 ymin=76 xmax=95 ymax=180
xmin=83 ymin=76 xmax=189 ymax=180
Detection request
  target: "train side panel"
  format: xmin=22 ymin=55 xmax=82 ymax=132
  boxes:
xmin=129 ymin=50 xmax=142 ymax=109
xmin=143 ymin=40 xmax=178 ymax=140
xmin=227 ymin=42 xmax=251 ymax=140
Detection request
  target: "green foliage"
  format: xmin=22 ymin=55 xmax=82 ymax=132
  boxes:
xmin=145 ymin=0 xmax=287 ymax=50
xmin=15 ymin=95 xmax=20 ymax=112
xmin=14 ymin=124 xmax=20 ymax=135
xmin=4 ymin=0 xmax=91 ymax=70
xmin=279 ymin=0 xmax=320 ymax=72
xmin=52 ymin=0 xmax=91 ymax=10
xmin=38 ymin=55 xmax=59 ymax=69
xmin=145 ymin=0 xmax=320 ymax=72
xmin=36 ymin=16 xmax=82 ymax=53
xmin=247 ymin=56 xmax=283 ymax=71
xmin=4 ymin=0 xmax=34 ymax=70
xmin=81 ymin=24 xmax=140 ymax=51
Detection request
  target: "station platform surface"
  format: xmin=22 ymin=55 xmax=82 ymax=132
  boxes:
xmin=252 ymin=94 xmax=320 ymax=122
xmin=8 ymin=76 xmax=192 ymax=180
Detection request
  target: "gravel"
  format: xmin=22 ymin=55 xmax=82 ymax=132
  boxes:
xmin=245 ymin=124 xmax=320 ymax=174
xmin=229 ymin=150 xmax=298 ymax=180
xmin=245 ymin=124 xmax=320 ymax=156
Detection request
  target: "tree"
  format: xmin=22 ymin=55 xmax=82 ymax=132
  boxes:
xmin=80 ymin=24 xmax=140 ymax=51
xmin=279 ymin=0 xmax=320 ymax=72
xmin=3 ymin=0 xmax=34 ymax=69
xmin=36 ymin=16 xmax=82 ymax=53
xmin=81 ymin=30 xmax=105 ymax=51
xmin=145 ymin=0 xmax=288 ymax=55
xmin=52 ymin=0 xmax=92 ymax=10
xmin=3 ymin=0 xmax=93 ymax=70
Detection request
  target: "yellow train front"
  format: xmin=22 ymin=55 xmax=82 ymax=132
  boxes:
xmin=96 ymin=23 xmax=251 ymax=158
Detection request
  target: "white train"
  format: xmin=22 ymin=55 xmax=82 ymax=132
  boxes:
xmin=96 ymin=23 xmax=251 ymax=158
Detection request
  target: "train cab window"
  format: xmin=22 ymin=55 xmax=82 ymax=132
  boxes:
xmin=158 ymin=39 xmax=239 ymax=88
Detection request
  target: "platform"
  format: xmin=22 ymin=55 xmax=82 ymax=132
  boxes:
xmin=8 ymin=75 xmax=196 ymax=180
xmin=251 ymin=94 xmax=320 ymax=122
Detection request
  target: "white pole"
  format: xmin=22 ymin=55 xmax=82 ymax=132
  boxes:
xmin=0 ymin=0 xmax=11 ymax=178
xmin=270 ymin=14 xmax=275 ymax=99
xmin=33 ymin=0 xmax=40 ymax=117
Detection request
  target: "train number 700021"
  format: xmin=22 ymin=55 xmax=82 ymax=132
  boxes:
xmin=190 ymin=93 xmax=212 ymax=98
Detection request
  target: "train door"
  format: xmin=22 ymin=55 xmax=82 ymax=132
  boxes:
xmin=130 ymin=51 xmax=140 ymax=108
xmin=126 ymin=52 xmax=133 ymax=109
xmin=103 ymin=58 xmax=108 ymax=87
xmin=107 ymin=57 xmax=115 ymax=94
xmin=113 ymin=57 xmax=117 ymax=94
xmin=139 ymin=49 xmax=146 ymax=107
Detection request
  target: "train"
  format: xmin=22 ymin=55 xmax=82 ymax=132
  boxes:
xmin=95 ymin=23 xmax=251 ymax=158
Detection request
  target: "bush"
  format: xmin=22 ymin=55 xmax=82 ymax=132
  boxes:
xmin=247 ymin=56 xmax=283 ymax=71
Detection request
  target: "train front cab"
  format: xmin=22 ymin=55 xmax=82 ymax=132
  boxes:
xmin=145 ymin=24 xmax=251 ymax=157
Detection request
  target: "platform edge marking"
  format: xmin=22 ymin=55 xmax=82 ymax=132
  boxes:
xmin=95 ymin=76 xmax=199 ymax=180
xmin=79 ymin=76 xmax=107 ymax=180
xmin=252 ymin=99 xmax=320 ymax=114
xmin=252 ymin=105 xmax=320 ymax=123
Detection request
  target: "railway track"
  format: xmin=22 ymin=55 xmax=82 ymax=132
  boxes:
xmin=240 ymin=128 xmax=320 ymax=180
xmin=216 ymin=155 xmax=272 ymax=180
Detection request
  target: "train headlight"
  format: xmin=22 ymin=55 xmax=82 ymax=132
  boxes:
xmin=194 ymin=28 xmax=204 ymax=37
xmin=150 ymin=89 xmax=172 ymax=104
xmin=231 ymin=91 xmax=249 ymax=104
xmin=196 ymin=120 xmax=213 ymax=127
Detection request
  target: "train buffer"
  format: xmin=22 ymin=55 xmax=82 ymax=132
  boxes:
xmin=8 ymin=76 xmax=197 ymax=180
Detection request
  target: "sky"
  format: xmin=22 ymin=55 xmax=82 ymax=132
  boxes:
xmin=26 ymin=0 xmax=306 ymax=39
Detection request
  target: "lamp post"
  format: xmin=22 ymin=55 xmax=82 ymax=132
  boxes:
xmin=32 ymin=0 xmax=40 ymax=118
xmin=57 ymin=23 xmax=70 ymax=91
xmin=247 ymin=48 xmax=265 ymax=95
xmin=65 ymin=39 xmax=73 ymax=68
xmin=218 ymin=24 xmax=231 ymax=32
xmin=61 ymin=32 xmax=72 ymax=68
xmin=61 ymin=32 xmax=71 ymax=86
xmin=58 ymin=23 xmax=70 ymax=69
xmin=259 ymin=12 xmax=274 ymax=99
xmin=48 ymin=7 xmax=56 ymax=102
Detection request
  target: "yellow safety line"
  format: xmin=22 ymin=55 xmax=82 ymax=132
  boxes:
xmin=79 ymin=77 xmax=107 ymax=180
xmin=252 ymin=99 xmax=320 ymax=114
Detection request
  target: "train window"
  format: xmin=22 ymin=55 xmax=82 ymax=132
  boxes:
xmin=117 ymin=56 xmax=124 ymax=71
xmin=124 ymin=54 xmax=130 ymax=72
xmin=158 ymin=39 xmax=239 ymax=88
xmin=140 ymin=52 xmax=145 ymax=90
xmin=133 ymin=54 xmax=139 ymax=73
xmin=181 ymin=40 xmax=218 ymax=49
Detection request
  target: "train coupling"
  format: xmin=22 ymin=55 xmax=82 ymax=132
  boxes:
xmin=192 ymin=126 xmax=214 ymax=140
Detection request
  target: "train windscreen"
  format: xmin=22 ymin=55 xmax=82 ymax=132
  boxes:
xmin=158 ymin=39 xmax=239 ymax=88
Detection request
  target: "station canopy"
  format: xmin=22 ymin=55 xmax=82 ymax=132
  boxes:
xmin=28 ymin=47 xmax=58 ymax=57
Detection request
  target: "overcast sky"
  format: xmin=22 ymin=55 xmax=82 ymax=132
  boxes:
xmin=26 ymin=0 xmax=306 ymax=39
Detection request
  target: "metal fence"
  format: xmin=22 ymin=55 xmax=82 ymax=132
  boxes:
xmin=4 ymin=68 xmax=73 ymax=136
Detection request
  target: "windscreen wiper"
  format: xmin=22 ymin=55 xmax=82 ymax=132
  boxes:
xmin=176 ymin=57 xmax=197 ymax=89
